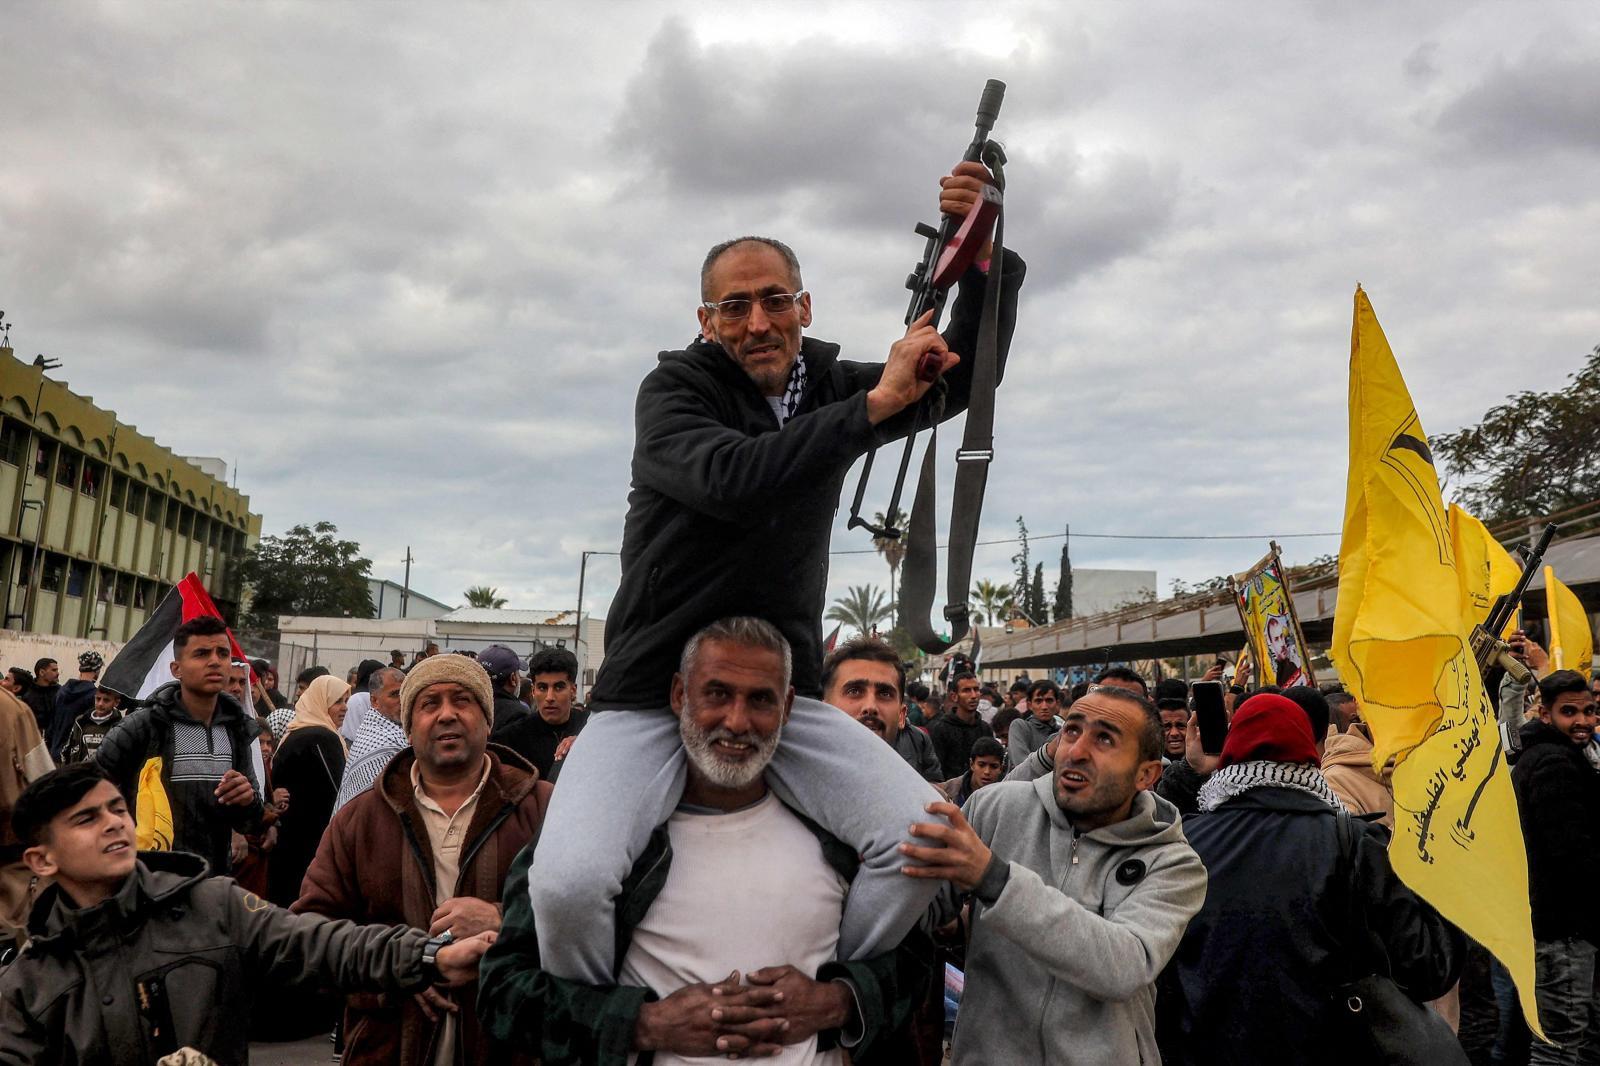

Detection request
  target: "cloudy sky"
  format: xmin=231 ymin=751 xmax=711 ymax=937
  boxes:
xmin=2 ymin=2 xmax=1595 ymax=627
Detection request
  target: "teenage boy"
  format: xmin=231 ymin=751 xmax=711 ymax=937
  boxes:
xmin=0 ymin=763 xmax=493 ymax=1064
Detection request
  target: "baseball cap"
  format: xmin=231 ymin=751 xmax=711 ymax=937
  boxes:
xmin=477 ymin=644 xmax=522 ymax=681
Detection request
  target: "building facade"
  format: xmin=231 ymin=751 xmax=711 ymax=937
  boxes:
xmin=0 ymin=347 xmax=260 ymax=641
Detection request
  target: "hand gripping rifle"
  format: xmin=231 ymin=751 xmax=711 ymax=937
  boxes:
xmin=845 ymin=80 xmax=1009 ymax=654
xmin=1472 ymin=521 xmax=1558 ymax=683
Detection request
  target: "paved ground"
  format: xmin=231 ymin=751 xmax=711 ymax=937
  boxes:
xmin=248 ymin=1034 xmax=334 ymax=1065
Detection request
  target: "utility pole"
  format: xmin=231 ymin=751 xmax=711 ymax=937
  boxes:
xmin=575 ymin=551 xmax=592 ymax=698
xmin=401 ymin=546 xmax=413 ymax=618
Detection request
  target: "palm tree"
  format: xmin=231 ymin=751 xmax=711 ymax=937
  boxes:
xmin=826 ymin=584 xmax=893 ymax=636
xmin=969 ymin=579 xmax=1014 ymax=626
xmin=872 ymin=507 xmax=908 ymax=628
xmin=463 ymin=585 xmax=508 ymax=609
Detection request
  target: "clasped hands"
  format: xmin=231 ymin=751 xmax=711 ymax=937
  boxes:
xmin=634 ymin=966 xmax=852 ymax=1059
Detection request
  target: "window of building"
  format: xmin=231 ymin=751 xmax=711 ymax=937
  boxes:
xmin=67 ymin=560 xmax=90 ymax=598
xmin=55 ymin=448 xmax=79 ymax=489
xmin=96 ymin=570 xmax=112 ymax=602
xmin=34 ymin=440 xmax=56 ymax=479
xmin=193 ymin=515 xmax=209 ymax=546
xmin=164 ymin=497 xmax=179 ymax=531
xmin=114 ymin=573 xmax=132 ymax=606
xmin=178 ymin=508 xmax=193 ymax=537
xmin=80 ymin=460 xmax=104 ymax=498
xmin=109 ymin=473 xmax=126 ymax=510
xmin=127 ymin=482 xmax=146 ymax=518
xmin=134 ymin=581 xmax=149 ymax=610
xmin=0 ymin=418 xmax=26 ymax=467
xmin=145 ymin=489 xmax=163 ymax=524
xmin=40 ymin=553 xmax=64 ymax=593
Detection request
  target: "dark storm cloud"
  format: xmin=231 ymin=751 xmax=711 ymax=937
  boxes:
xmin=0 ymin=1 xmax=1595 ymax=623
xmin=1434 ymin=39 xmax=1600 ymax=155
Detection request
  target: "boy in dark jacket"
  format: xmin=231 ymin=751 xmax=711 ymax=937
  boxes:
xmin=1511 ymin=669 xmax=1600 ymax=1063
xmin=48 ymin=650 xmax=104 ymax=759
xmin=93 ymin=616 xmax=264 ymax=874
xmin=0 ymin=763 xmax=494 ymax=1065
xmin=59 ymin=684 xmax=125 ymax=765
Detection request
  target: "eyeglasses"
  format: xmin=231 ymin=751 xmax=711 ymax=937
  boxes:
xmin=702 ymin=290 xmax=806 ymax=320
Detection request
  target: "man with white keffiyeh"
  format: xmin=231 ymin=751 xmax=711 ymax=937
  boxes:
xmin=1158 ymin=694 xmax=1465 ymax=1065
xmin=526 ymin=162 xmax=1029 ymax=998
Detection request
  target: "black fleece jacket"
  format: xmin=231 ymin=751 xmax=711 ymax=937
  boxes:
xmin=592 ymin=252 xmax=1026 ymax=708
xmin=1512 ymin=719 xmax=1600 ymax=943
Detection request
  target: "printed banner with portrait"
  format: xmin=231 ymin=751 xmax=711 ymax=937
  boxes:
xmin=1231 ymin=545 xmax=1317 ymax=690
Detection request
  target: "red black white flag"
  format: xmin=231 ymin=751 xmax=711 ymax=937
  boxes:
xmin=101 ymin=573 xmax=251 ymax=701
xmin=824 ymin=624 xmax=842 ymax=653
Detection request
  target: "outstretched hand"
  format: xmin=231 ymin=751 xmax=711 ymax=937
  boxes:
xmin=899 ymin=800 xmax=990 ymax=892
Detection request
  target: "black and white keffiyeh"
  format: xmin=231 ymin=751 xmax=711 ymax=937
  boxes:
xmin=1197 ymin=759 xmax=1347 ymax=813
xmin=776 ymin=352 xmax=808 ymax=425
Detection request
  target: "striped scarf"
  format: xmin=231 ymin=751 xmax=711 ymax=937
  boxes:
xmin=777 ymin=353 xmax=808 ymax=425
xmin=1197 ymin=759 xmax=1347 ymax=813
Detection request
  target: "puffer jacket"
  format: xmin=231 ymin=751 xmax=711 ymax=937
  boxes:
xmin=93 ymin=683 xmax=264 ymax=874
xmin=1512 ymin=719 xmax=1600 ymax=943
xmin=1320 ymin=729 xmax=1394 ymax=827
xmin=48 ymin=678 xmax=99 ymax=758
xmin=0 ymin=851 xmax=431 ymax=1065
xmin=293 ymin=745 xmax=547 ymax=1066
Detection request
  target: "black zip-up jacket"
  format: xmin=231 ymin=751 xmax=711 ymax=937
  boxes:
xmin=93 ymin=682 xmax=264 ymax=874
xmin=591 ymin=252 xmax=1025 ymax=708
xmin=1512 ymin=719 xmax=1600 ymax=943
xmin=1161 ymin=788 xmax=1464 ymax=1065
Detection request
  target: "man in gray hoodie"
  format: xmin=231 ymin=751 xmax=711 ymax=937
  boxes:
xmin=902 ymin=685 xmax=1208 ymax=1065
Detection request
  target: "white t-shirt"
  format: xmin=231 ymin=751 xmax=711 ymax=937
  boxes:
xmin=620 ymin=792 xmax=848 ymax=1066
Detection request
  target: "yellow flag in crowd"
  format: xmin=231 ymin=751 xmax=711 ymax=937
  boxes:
xmin=1545 ymin=566 xmax=1593 ymax=674
xmin=1450 ymin=505 xmax=1521 ymax=631
xmin=1331 ymin=287 xmax=1543 ymax=1037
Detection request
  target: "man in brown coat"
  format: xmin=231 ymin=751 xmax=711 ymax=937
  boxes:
xmin=296 ymin=654 xmax=549 ymax=1066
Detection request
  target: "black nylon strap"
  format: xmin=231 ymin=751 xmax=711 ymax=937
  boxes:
xmin=901 ymin=208 xmax=1005 ymax=654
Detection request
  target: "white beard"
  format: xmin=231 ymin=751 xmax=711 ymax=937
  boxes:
xmin=680 ymin=714 xmax=782 ymax=790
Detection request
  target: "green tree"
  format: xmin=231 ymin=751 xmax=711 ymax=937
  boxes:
xmin=238 ymin=522 xmax=374 ymax=632
xmin=1029 ymin=562 xmax=1047 ymax=623
xmin=1434 ymin=343 xmax=1600 ymax=523
xmin=826 ymin=584 xmax=893 ymax=636
xmin=1011 ymin=516 xmax=1031 ymax=612
xmin=969 ymin=579 xmax=1014 ymax=626
xmin=1053 ymin=531 xmax=1073 ymax=621
xmin=463 ymin=586 xmax=508 ymax=609
xmin=872 ymin=507 xmax=908 ymax=629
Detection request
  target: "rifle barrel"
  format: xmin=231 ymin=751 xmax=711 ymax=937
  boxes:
xmin=1484 ymin=522 xmax=1559 ymax=637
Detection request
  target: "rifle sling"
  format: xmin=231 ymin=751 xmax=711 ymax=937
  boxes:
xmin=901 ymin=209 xmax=1006 ymax=654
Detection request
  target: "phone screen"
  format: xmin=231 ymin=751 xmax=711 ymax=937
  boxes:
xmin=1192 ymin=681 xmax=1228 ymax=755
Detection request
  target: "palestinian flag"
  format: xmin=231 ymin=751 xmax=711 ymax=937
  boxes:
xmin=824 ymin=624 xmax=842 ymax=653
xmin=102 ymin=573 xmax=251 ymax=700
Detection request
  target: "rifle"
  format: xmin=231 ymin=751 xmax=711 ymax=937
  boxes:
xmin=1471 ymin=521 xmax=1558 ymax=683
xmin=845 ymin=81 xmax=1010 ymax=655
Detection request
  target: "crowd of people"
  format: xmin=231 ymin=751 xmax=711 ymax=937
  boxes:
xmin=0 ymin=164 xmax=1590 ymax=1065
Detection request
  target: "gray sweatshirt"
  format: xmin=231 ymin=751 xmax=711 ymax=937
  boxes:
xmin=1007 ymin=715 xmax=1055 ymax=767
xmin=945 ymin=778 xmax=1208 ymax=1066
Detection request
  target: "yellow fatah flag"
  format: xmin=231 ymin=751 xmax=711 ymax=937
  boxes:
xmin=1545 ymin=566 xmax=1593 ymax=675
xmin=1331 ymin=287 xmax=1543 ymax=1037
xmin=1450 ymin=505 xmax=1521 ymax=631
